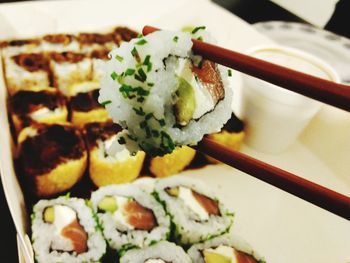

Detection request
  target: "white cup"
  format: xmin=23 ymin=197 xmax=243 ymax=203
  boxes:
xmin=240 ymin=45 xmax=340 ymax=153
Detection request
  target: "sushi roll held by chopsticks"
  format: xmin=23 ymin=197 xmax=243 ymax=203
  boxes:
xmin=99 ymin=28 xmax=233 ymax=157
xmin=84 ymin=121 xmax=145 ymax=187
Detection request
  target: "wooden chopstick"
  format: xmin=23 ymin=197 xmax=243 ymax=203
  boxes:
xmin=197 ymin=137 xmax=350 ymax=220
xmin=143 ymin=26 xmax=350 ymax=112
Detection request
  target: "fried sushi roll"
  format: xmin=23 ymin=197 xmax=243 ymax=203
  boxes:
xmin=99 ymin=29 xmax=232 ymax=157
xmin=84 ymin=121 xmax=145 ymax=187
xmin=149 ymin=146 xmax=196 ymax=178
xmin=188 ymin=234 xmax=265 ymax=263
xmin=90 ymin=49 xmax=110 ymax=81
xmin=155 ymin=176 xmax=234 ymax=246
xmin=4 ymin=53 xmax=50 ymax=95
xmin=9 ymin=87 xmax=67 ymax=134
xmin=91 ymin=184 xmax=170 ymax=250
xmin=206 ymin=113 xmax=245 ymax=163
xmin=40 ymin=33 xmax=80 ymax=52
xmin=50 ymin=51 xmax=92 ymax=95
xmin=77 ymin=32 xmax=117 ymax=53
xmin=31 ymin=196 xmax=106 ymax=263
xmin=18 ymin=123 xmax=87 ymax=197
xmin=69 ymin=82 xmax=110 ymax=127
xmin=120 ymin=241 xmax=192 ymax=263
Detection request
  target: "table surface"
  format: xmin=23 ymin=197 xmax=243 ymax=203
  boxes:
xmin=0 ymin=0 xmax=348 ymax=262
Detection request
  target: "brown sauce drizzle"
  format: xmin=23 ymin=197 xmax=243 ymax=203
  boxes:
xmin=113 ymin=27 xmax=138 ymax=44
xmin=192 ymin=190 xmax=220 ymax=216
xmin=61 ymin=219 xmax=88 ymax=254
xmin=84 ymin=121 xmax=122 ymax=149
xmin=124 ymin=200 xmax=157 ymax=231
xmin=3 ymin=39 xmax=40 ymax=47
xmin=19 ymin=124 xmax=85 ymax=176
xmin=50 ymin=51 xmax=86 ymax=63
xmin=10 ymin=89 xmax=66 ymax=127
xmin=43 ymin=34 xmax=75 ymax=45
xmin=12 ymin=53 xmax=49 ymax=72
xmin=192 ymin=60 xmax=225 ymax=105
xmin=78 ymin=33 xmax=114 ymax=45
xmin=90 ymin=49 xmax=110 ymax=60
xmin=70 ymin=89 xmax=101 ymax=112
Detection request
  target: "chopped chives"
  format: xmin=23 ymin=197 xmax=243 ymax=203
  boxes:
xmin=125 ymin=68 xmax=136 ymax=76
xmin=173 ymin=36 xmax=179 ymax=43
xmin=100 ymin=100 xmax=112 ymax=106
xmin=118 ymin=137 xmax=126 ymax=144
xmin=115 ymin=55 xmax=124 ymax=62
xmin=145 ymin=113 xmax=153 ymax=120
xmin=191 ymin=26 xmax=206 ymax=34
xmin=137 ymin=97 xmax=145 ymax=102
xmin=133 ymin=107 xmax=145 ymax=116
xmin=136 ymin=39 xmax=147 ymax=45
xmin=158 ymin=119 xmax=166 ymax=126
xmin=197 ymin=36 xmax=203 ymax=41
xmin=147 ymin=82 xmax=154 ymax=87
xmin=111 ymin=71 xmax=118 ymax=80
xmin=131 ymin=47 xmax=141 ymax=62
xmin=151 ymin=130 xmax=160 ymax=137
xmin=135 ymin=68 xmax=147 ymax=82
xmin=228 ymin=69 xmax=232 ymax=77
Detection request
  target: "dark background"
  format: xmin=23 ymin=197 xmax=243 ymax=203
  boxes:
xmin=0 ymin=0 xmax=348 ymax=262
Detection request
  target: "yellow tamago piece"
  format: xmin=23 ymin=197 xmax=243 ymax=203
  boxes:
xmin=149 ymin=146 xmax=196 ymax=178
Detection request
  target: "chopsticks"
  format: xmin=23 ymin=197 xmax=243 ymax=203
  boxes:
xmin=142 ymin=26 xmax=350 ymax=220
xmin=143 ymin=26 xmax=350 ymax=112
xmin=197 ymin=137 xmax=350 ymax=220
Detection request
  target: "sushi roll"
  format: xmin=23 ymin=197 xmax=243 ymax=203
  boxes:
xmin=90 ymin=48 xmax=110 ymax=81
xmin=40 ymin=33 xmax=80 ymax=52
xmin=17 ymin=123 xmax=87 ymax=197
xmin=31 ymin=196 xmax=106 ymax=263
xmin=119 ymin=241 xmax=192 ymax=263
xmin=9 ymin=87 xmax=68 ymax=134
xmin=84 ymin=121 xmax=145 ymax=187
xmin=3 ymin=52 xmax=50 ymax=95
xmin=90 ymin=184 xmax=170 ymax=250
xmin=50 ymin=51 xmax=92 ymax=96
xmin=99 ymin=29 xmax=233 ymax=157
xmin=69 ymin=82 xmax=110 ymax=127
xmin=206 ymin=113 xmax=245 ymax=163
xmin=148 ymin=146 xmax=196 ymax=178
xmin=112 ymin=26 xmax=139 ymax=44
xmin=187 ymin=234 xmax=265 ymax=263
xmin=77 ymin=32 xmax=117 ymax=53
xmin=155 ymin=176 xmax=234 ymax=246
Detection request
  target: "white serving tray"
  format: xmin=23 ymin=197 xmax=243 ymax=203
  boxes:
xmin=0 ymin=0 xmax=349 ymax=262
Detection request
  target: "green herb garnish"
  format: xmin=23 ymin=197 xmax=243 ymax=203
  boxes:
xmin=125 ymin=68 xmax=136 ymax=76
xmin=133 ymin=107 xmax=145 ymax=116
xmin=197 ymin=36 xmax=203 ymax=41
xmin=228 ymin=69 xmax=232 ymax=77
xmin=100 ymin=100 xmax=112 ymax=106
xmin=173 ymin=36 xmax=179 ymax=43
xmin=115 ymin=55 xmax=124 ymax=62
xmin=118 ymin=137 xmax=126 ymax=144
xmin=111 ymin=71 xmax=118 ymax=80
xmin=131 ymin=47 xmax=141 ymax=62
xmin=191 ymin=26 xmax=206 ymax=34
xmin=135 ymin=68 xmax=147 ymax=82
xmin=136 ymin=39 xmax=147 ymax=45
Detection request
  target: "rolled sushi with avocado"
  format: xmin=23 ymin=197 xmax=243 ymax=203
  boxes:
xmin=31 ymin=196 xmax=106 ymax=263
xmin=188 ymin=234 xmax=265 ymax=263
xmin=120 ymin=241 xmax=192 ymax=263
xmin=99 ymin=28 xmax=233 ymax=157
xmin=90 ymin=184 xmax=170 ymax=250
xmin=155 ymin=176 xmax=234 ymax=246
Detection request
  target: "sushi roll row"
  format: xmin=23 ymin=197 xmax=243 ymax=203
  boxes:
xmin=31 ymin=177 xmax=264 ymax=262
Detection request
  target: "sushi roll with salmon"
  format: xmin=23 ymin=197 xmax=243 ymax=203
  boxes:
xmin=148 ymin=146 xmax=196 ymax=178
xmin=3 ymin=52 xmax=50 ymax=95
xmin=120 ymin=241 xmax=192 ymax=263
xmin=91 ymin=184 xmax=170 ymax=250
xmin=99 ymin=28 xmax=233 ymax=157
xmin=17 ymin=123 xmax=87 ymax=197
xmin=155 ymin=176 xmax=234 ymax=246
xmin=84 ymin=121 xmax=145 ymax=187
xmin=69 ymin=82 xmax=110 ymax=127
xmin=9 ymin=87 xmax=68 ymax=134
xmin=49 ymin=51 xmax=92 ymax=96
xmin=188 ymin=234 xmax=265 ymax=263
xmin=40 ymin=33 xmax=80 ymax=52
xmin=31 ymin=196 xmax=106 ymax=263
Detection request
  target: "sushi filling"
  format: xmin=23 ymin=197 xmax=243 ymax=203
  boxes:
xmin=42 ymin=205 xmax=88 ymax=254
xmin=166 ymin=186 xmax=220 ymax=221
xmin=97 ymin=135 xmax=135 ymax=161
xmin=202 ymin=246 xmax=258 ymax=263
xmin=98 ymin=196 xmax=157 ymax=231
xmin=173 ymin=57 xmax=225 ymax=126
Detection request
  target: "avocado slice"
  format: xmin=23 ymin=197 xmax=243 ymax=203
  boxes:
xmin=165 ymin=187 xmax=179 ymax=197
xmin=98 ymin=196 xmax=118 ymax=213
xmin=43 ymin=206 xmax=54 ymax=223
xmin=203 ymin=250 xmax=231 ymax=263
xmin=175 ymin=76 xmax=196 ymax=126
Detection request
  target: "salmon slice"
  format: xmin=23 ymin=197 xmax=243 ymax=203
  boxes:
xmin=235 ymin=250 xmax=258 ymax=263
xmin=192 ymin=60 xmax=225 ymax=104
xmin=124 ymin=200 xmax=157 ymax=231
xmin=61 ymin=219 xmax=88 ymax=254
xmin=192 ymin=190 xmax=220 ymax=216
